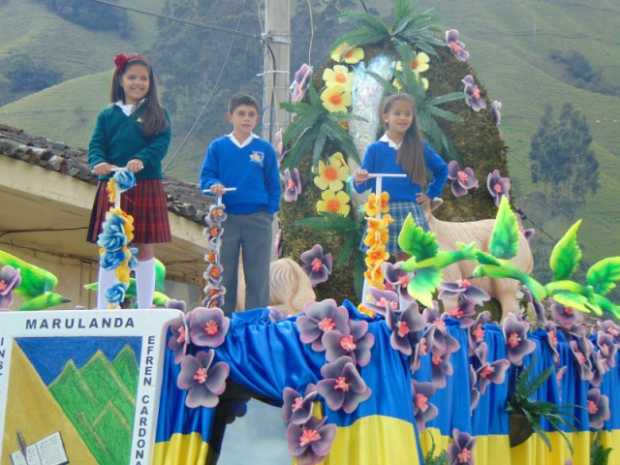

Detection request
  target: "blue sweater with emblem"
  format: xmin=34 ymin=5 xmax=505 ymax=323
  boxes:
xmin=199 ymin=135 xmax=281 ymax=214
xmin=353 ymin=140 xmax=448 ymax=200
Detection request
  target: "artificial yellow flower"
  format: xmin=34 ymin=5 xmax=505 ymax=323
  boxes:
xmin=393 ymin=76 xmax=428 ymax=92
xmin=322 ymin=65 xmax=353 ymax=91
xmin=316 ymin=189 xmax=351 ymax=216
xmin=330 ymin=43 xmax=365 ymax=64
xmin=106 ymin=178 xmax=117 ymax=204
xmin=395 ymin=52 xmax=430 ymax=74
xmin=364 ymin=264 xmax=384 ymax=289
xmin=358 ymin=302 xmax=376 ymax=318
xmin=320 ymin=85 xmax=352 ymax=113
xmin=364 ymin=192 xmax=390 ymax=216
xmin=313 ymin=152 xmax=351 ymax=191
xmin=364 ymin=227 xmax=388 ymax=248
xmin=365 ymin=245 xmax=389 ymax=268
xmin=115 ymin=260 xmax=131 ymax=285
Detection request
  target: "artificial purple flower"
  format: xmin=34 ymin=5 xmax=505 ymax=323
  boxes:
xmin=569 ymin=337 xmax=594 ymax=381
xmin=297 ymin=299 xmax=349 ymax=351
xmin=590 ymin=351 xmax=609 ymax=388
xmin=283 ymin=168 xmax=302 ymax=202
xmin=587 ymin=388 xmax=610 ymax=429
xmin=290 ymin=63 xmax=313 ymax=103
xmin=205 ymin=264 xmax=224 ymax=286
xmin=168 ymin=316 xmax=188 ymax=363
xmin=188 ymin=307 xmax=230 ymax=348
xmin=322 ymin=319 xmax=375 ymax=367
xmin=428 ymin=319 xmax=460 ymax=355
xmin=443 ymin=295 xmax=478 ymax=329
xmin=521 ymin=286 xmax=546 ymax=325
xmin=469 ymin=365 xmax=480 ymax=411
xmin=300 ymin=244 xmax=333 ymax=287
xmin=0 ymin=265 xmax=21 ymax=309
xmin=474 ymin=342 xmax=510 ymax=395
xmin=422 ymin=303 xmax=442 ymax=326
xmin=430 ymin=349 xmax=454 ymax=389
xmin=502 ymin=314 xmax=535 ymax=366
xmin=167 ymin=299 xmax=187 ymax=312
xmin=317 ymin=356 xmax=372 ymax=413
xmin=446 ymin=162 xmax=479 ymax=198
xmin=486 ymin=169 xmax=511 ymax=207
xmin=364 ymin=286 xmax=399 ymax=317
xmin=411 ymin=336 xmax=429 ymax=373
xmin=440 ymin=279 xmax=490 ymax=306
xmin=382 ymin=262 xmax=414 ymax=307
xmin=598 ymin=320 xmax=620 ymax=344
xmin=551 ymin=302 xmax=584 ymax=333
xmin=544 ymin=322 xmax=560 ymax=365
xmin=462 ymin=74 xmax=486 ymax=112
xmin=447 ymin=429 xmax=476 ymax=465
xmin=283 ymin=384 xmax=318 ymax=425
xmin=445 ymin=29 xmax=470 ymax=62
xmin=469 ymin=311 xmax=492 ymax=356
xmin=177 ymin=351 xmax=229 ymax=408
xmin=596 ymin=331 xmax=618 ymax=369
xmin=202 ymin=283 xmax=226 ymax=309
xmin=412 ymin=380 xmax=438 ymax=430
xmin=490 ymin=100 xmax=502 ymax=126
xmin=387 ymin=302 xmax=425 ymax=356
xmin=287 ymin=416 xmax=336 ymax=465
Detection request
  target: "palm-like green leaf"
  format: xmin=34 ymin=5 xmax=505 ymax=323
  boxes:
xmin=489 ymin=196 xmax=520 ymax=259
xmin=551 ymin=291 xmax=601 ymax=315
xmin=398 ymin=214 xmax=438 ymax=260
xmin=586 ymin=256 xmax=620 ymax=296
xmin=549 ymin=219 xmax=583 ymax=281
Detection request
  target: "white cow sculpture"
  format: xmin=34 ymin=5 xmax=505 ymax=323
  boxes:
xmin=425 ymin=199 xmax=534 ymax=317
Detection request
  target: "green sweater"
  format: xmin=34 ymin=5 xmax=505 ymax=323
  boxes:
xmin=88 ymin=105 xmax=171 ymax=181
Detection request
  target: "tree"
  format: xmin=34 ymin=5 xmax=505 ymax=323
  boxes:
xmin=3 ymin=53 xmax=63 ymax=93
xmin=35 ymin=0 xmax=130 ymax=36
xmin=529 ymin=103 xmax=599 ymax=218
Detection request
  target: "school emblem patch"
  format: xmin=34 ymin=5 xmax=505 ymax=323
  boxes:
xmin=249 ymin=151 xmax=264 ymax=166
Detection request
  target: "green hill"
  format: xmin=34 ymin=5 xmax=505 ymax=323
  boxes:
xmin=50 ymin=349 xmax=139 ymax=465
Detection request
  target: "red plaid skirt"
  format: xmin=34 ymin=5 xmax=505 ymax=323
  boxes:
xmin=87 ymin=179 xmax=172 ymax=244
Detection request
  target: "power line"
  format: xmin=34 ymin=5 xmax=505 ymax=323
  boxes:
xmin=304 ymin=0 xmax=315 ymax=65
xmin=163 ymin=2 xmax=249 ymax=172
xmin=90 ymin=0 xmax=260 ymax=39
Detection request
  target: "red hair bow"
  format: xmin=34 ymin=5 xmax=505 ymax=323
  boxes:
xmin=113 ymin=53 xmax=146 ymax=71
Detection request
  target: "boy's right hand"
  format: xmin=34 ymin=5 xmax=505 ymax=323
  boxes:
xmin=354 ymin=169 xmax=369 ymax=184
xmin=92 ymin=163 xmax=117 ymax=176
xmin=210 ymin=183 xmax=225 ymax=195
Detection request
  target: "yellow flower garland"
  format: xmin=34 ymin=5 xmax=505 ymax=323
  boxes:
xmin=362 ymin=194 xmax=392 ymax=289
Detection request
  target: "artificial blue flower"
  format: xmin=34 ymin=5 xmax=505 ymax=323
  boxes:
xmin=101 ymin=249 xmax=127 ymax=271
xmin=105 ymin=283 xmax=127 ymax=304
xmin=97 ymin=228 xmax=127 ymax=251
xmin=114 ymin=168 xmax=136 ymax=192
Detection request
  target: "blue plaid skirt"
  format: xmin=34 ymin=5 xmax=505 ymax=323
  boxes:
xmin=359 ymin=201 xmax=430 ymax=256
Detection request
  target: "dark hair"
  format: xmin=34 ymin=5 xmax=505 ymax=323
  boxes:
xmin=228 ymin=94 xmax=259 ymax=113
xmin=380 ymin=94 xmax=426 ymax=187
xmin=111 ymin=56 xmax=168 ymax=137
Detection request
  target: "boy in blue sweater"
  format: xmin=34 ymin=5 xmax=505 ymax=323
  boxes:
xmin=199 ymin=94 xmax=281 ymax=312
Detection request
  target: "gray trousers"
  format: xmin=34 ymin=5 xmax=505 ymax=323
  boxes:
xmin=221 ymin=211 xmax=273 ymax=313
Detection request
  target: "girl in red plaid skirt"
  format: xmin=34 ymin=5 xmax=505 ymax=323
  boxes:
xmin=87 ymin=53 xmax=171 ymax=309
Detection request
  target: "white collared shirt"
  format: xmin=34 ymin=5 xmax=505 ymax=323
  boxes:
xmin=115 ymin=99 xmax=144 ymax=116
xmin=228 ymin=132 xmax=259 ymax=149
xmin=379 ymin=133 xmax=402 ymax=150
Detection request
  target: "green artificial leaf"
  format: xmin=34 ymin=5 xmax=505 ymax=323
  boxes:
xmin=406 ymin=267 xmax=442 ymax=307
xmin=312 ymin=125 xmax=328 ymax=165
xmin=397 ymin=214 xmax=438 ymax=260
xmin=336 ymin=234 xmax=357 ymax=269
xmin=18 ymin=292 xmax=70 ymax=311
xmin=472 ymin=264 xmax=546 ymax=300
xmin=591 ymin=433 xmax=612 ymax=465
xmin=294 ymin=214 xmax=358 ymax=233
xmin=489 ymin=196 xmax=520 ymax=259
xmin=586 ymin=256 xmax=620 ymax=296
xmin=429 ymin=106 xmax=463 ymax=123
xmin=549 ymin=219 xmax=583 ymax=281
xmin=545 ymin=280 xmax=584 ymax=296
xmin=551 ymin=292 xmax=596 ymax=314
xmin=591 ymin=294 xmax=620 ymax=319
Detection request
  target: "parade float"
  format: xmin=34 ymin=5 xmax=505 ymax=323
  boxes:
xmin=1 ymin=1 xmax=619 ymax=465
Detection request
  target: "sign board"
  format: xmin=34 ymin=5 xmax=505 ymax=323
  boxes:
xmin=0 ymin=309 xmax=181 ymax=465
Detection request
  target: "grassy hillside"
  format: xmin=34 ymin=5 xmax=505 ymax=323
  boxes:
xmin=404 ymin=0 xmax=620 ymax=262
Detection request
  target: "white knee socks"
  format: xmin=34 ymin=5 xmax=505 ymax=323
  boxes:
xmin=136 ymin=258 xmax=156 ymax=309
xmin=96 ymin=266 xmax=117 ymax=309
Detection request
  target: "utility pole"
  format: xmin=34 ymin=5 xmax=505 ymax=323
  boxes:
xmin=262 ymin=0 xmax=291 ymax=142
